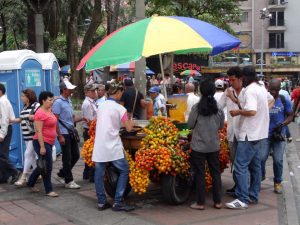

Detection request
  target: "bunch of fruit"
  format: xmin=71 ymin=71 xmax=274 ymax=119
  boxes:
xmin=125 ymin=151 xmax=150 ymax=195
xmin=129 ymin=117 xmax=190 ymax=194
xmin=81 ymin=120 xmax=97 ymax=167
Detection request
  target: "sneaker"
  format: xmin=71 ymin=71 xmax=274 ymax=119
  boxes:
xmin=296 ymin=138 xmax=300 ymax=142
xmin=287 ymin=137 xmax=293 ymax=143
xmin=65 ymin=181 xmax=80 ymax=189
xmin=54 ymin=175 xmax=65 ymax=185
xmin=98 ymin=202 xmax=111 ymax=211
xmin=225 ymin=199 xmax=248 ymax=209
xmin=249 ymin=199 xmax=258 ymax=204
xmin=112 ymin=202 xmax=135 ymax=212
xmin=274 ymin=183 xmax=283 ymax=194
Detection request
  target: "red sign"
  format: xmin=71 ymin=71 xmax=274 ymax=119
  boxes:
xmin=173 ymin=63 xmax=201 ymax=72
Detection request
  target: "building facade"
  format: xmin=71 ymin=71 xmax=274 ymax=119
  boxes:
xmin=203 ymin=0 xmax=300 ymax=85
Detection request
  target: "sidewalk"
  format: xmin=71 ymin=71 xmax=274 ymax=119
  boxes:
xmin=0 ymin=140 xmax=296 ymax=225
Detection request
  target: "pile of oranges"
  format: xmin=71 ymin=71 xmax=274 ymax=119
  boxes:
xmin=81 ymin=120 xmax=96 ymax=167
xmin=129 ymin=117 xmax=190 ymax=194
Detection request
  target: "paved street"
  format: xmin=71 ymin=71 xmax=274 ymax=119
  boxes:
xmin=1 ymin=124 xmax=300 ymax=225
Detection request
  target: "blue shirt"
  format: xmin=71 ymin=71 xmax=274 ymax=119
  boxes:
xmin=269 ymin=96 xmax=292 ymax=137
xmin=52 ymin=96 xmax=74 ymax=134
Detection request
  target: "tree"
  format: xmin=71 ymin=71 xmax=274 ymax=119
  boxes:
xmin=146 ymin=0 xmax=241 ymax=32
xmin=22 ymin=0 xmax=52 ymax=52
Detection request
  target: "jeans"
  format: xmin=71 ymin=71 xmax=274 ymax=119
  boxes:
xmin=57 ymin=134 xmax=80 ymax=183
xmin=261 ymin=138 xmax=286 ymax=184
xmin=27 ymin=140 xmax=53 ymax=193
xmin=286 ymin=126 xmax=291 ymax=138
xmin=191 ymin=151 xmax=222 ymax=205
xmin=94 ymin=157 xmax=129 ymax=204
xmin=234 ymin=138 xmax=268 ymax=204
xmin=0 ymin=125 xmax=18 ymax=182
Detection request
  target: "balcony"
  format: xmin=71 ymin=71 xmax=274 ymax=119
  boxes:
xmin=268 ymin=0 xmax=288 ymax=9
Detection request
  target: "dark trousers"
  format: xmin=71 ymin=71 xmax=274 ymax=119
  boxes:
xmin=191 ymin=150 xmax=222 ymax=205
xmin=0 ymin=125 xmax=18 ymax=182
xmin=57 ymin=134 xmax=80 ymax=183
xmin=83 ymin=128 xmax=94 ymax=180
xmin=27 ymin=140 xmax=53 ymax=193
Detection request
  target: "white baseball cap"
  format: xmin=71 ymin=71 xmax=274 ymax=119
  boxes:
xmin=215 ymin=79 xmax=224 ymax=88
xmin=59 ymin=78 xmax=77 ymax=90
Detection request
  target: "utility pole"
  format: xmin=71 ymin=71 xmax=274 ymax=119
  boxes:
xmin=134 ymin=0 xmax=146 ymax=119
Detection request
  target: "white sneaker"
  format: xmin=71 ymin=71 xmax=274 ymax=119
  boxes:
xmin=225 ymin=199 xmax=248 ymax=209
xmin=54 ymin=175 xmax=65 ymax=185
xmin=65 ymin=181 xmax=80 ymax=189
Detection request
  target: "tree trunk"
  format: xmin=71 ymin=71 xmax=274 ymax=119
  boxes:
xmin=27 ymin=9 xmax=36 ymax=51
xmin=79 ymin=0 xmax=103 ymax=86
xmin=35 ymin=13 xmax=44 ymax=52
xmin=66 ymin=0 xmax=85 ymax=98
xmin=0 ymin=14 xmax=7 ymax=51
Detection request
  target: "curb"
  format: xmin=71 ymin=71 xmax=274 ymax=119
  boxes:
xmin=283 ymin=141 xmax=300 ymax=225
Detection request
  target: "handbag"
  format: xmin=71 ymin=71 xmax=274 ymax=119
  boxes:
xmin=36 ymin=156 xmax=47 ymax=176
xmin=58 ymin=119 xmax=80 ymax=143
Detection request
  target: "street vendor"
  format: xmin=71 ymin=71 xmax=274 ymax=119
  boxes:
xmin=92 ymin=81 xmax=135 ymax=212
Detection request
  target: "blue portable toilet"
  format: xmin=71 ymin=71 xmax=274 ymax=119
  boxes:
xmin=38 ymin=53 xmax=60 ymax=96
xmin=38 ymin=52 xmax=62 ymax=155
xmin=0 ymin=49 xmax=44 ymax=168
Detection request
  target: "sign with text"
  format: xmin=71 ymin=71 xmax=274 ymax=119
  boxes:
xmin=25 ymin=69 xmax=41 ymax=87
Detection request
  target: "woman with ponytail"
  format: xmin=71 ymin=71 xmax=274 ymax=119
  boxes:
xmin=188 ymin=79 xmax=225 ymax=210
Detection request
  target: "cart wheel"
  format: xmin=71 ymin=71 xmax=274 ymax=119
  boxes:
xmin=161 ymin=174 xmax=191 ymax=205
xmin=104 ymin=164 xmax=132 ymax=198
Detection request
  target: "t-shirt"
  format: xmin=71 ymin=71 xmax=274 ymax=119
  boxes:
xmin=235 ymin=82 xmax=269 ymax=141
xmin=33 ymin=108 xmax=57 ymax=145
xmin=269 ymin=96 xmax=292 ymax=137
xmin=92 ymin=99 xmax=128 ymax=162
xmin=52 ymin=96 xmax=74 ymax=134
xmin=291 ymin=88 xmax=300 ymax=102
xmin=20 ymin=102 xmax=40 ymax=141
xmin=120 ymin=87 xmax=144 ymax=119
xmin=214 ymin=91 xmax=227 ymax=121
xmin=153 ymin=95 xmax=167 ymax=116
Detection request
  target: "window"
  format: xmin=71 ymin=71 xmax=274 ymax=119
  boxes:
xmin=240 ymin=12 xmax=248 ymax=22
xmin=269 ymin=33 xmax=284 ymax=48
xmin=269 ymin=11 xmax=284 ymax=26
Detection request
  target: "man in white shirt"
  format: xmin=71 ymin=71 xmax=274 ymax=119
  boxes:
xmin=81 ymin=83 xmax=98 ymax=182
xmin=214 ymin=79 xmax=227 ymax=121
xmin=0 ymin=83 xmax=20 ymax=183
xmin=226 ymin=66 xmax=269 ymax=210
xmin=184 ymin=83 xmax=200 ymax=122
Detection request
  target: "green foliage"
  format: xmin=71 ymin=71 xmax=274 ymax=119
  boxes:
xmin=48 ymin=33 xmax=67 ymax=63
xmin=146 ymin=0 xmax=241 ymax=33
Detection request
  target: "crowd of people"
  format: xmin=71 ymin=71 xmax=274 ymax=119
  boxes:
xmin=0 ymin=65 xmax=298 ymax=212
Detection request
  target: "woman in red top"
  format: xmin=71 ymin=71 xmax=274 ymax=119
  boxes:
xmin=27 ymin=91 xmax=58 ymax=197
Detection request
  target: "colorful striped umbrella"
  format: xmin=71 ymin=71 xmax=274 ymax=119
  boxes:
xmin=77 ymin=16 xmax=240 ymax=71
xmin=180 ymin=69 xmax=201 ymax=76
xmin=110 ymin=62 xmax=155 ymax=74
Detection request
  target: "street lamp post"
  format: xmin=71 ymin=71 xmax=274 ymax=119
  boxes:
xmin=259 ymin=8 xmax=272 ymax=76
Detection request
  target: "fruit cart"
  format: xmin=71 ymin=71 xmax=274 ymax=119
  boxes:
xmin=102 ymin=119 xmax=193 ymax=205
xmin=82 ymin=118 xmax=230 ymax=205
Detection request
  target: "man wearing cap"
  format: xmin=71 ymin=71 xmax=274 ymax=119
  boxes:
xmin=82 ymin=84 xmax=98 ymax=182
xmin=120 ymin=79 xmax=147 ymax=119
xmin=52 ymin=78 xmax=83 ymax=189
xmin=149 ymin=86 xmax=167 ymax=116
xmin=214 ymin=79 xmax=227 ymax=121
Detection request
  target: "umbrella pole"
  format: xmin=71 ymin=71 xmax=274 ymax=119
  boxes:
xmin=159 ymin=54 xmax=168 ymax=101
